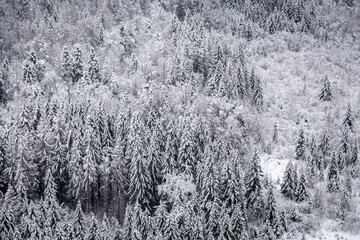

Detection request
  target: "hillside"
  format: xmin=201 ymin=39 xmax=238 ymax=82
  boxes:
xmin=0 ymin=0 xmax=359 ymax=239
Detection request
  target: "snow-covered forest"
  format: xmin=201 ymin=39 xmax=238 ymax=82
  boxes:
xmin=0 ymin=0 xmax=360 ymax=239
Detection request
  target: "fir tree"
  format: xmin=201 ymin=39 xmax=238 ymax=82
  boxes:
xmin=327 ymin=153 xmax=340 ymax=193
xmin=0 ymin=78 xmax=6 ymax=105
xmin=70 ymin=201 xmax=87 ymax=240
xmin=87 ymin=212 xmax=99 ymax=240
xmin=127 ymin=114 xmax=152 ymax=209
xmin=264 ymin=185 xmax=278 ymax=229
xmin=72 ymin=47 xmax=84 ymax=83
xmin=281 ymin=162 xmax=296 ymax=200
xmin=0 ymin=206 xmax=16 ymax=240
xmin=163 ymin=119 xmax=178 ymax=174
xmin=61 ymin=46 xmax=74 ymax=83
xmin=163 ymin=211 xmax=180 ymax=240
xmin=273 ymin=123 xmax=278 ymax=143
xmin=219 ymin=206 xmax=235 ymax=239
xmin=178 ymin=114 xmax=196 ymax=177
xmin=343 ymin=104 xmax=355 ymax=132
xmin=319 ymin=75 xmax=332 ymax=101
xmin=296 ymin=173 xmax=309 ymax=202
xmin=245 ymin=151 xmax=263 ymax=210
xmin=295 ymin=129 xmax=306 ymax=160
xmin=251 ymin=76 xmax=264 ymax=111
xmin=236 ymin=67 xmax=248 ymax=99
xmin=88 ymin=48 xmax=101 ymax=83
xmin=231 ymin=202 xmax=249 ymax=240
xmin=20 ymin=201 xmax=43 ymax=239
xmin=318 ymin=129 xmax=330 ymax=157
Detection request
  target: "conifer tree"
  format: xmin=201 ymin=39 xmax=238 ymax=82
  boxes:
xmin=201 ymin=145 xmax=220 ymax=208
xmin=318 ymin=129 xmax=330 ymax=157
xmin=20 ymin=201 xmax=43 ymax=239
xmin=163 ymin=119 xmax=178 ymax=174
xmin=231 ymin=202 xmax=249 ymax=240
xmin=127 ymin=114 xmax=152 ymax=209
xmin=163 ymin=211 xmax=180 ymax=240
xmin=0 ymin=206 xmax=16 ymax=240
xmin=264 ymin=185 xmax=278 ymax=229
xmin=207 ymin=61 xmax=223 ymax=95
xmin=273 ymin=123 xmax=278 ymax=143
xmin=295 ymin=129 xmax=306 ymax=160
xmin=206 ymin=198 xmax=221 ymax=239
xmin=61 ymin=46 xmax=74 ymax=83
xmin=251 ymin=76 xmax=264 ymax=111
xmin=178 ymin=114 xmax=196 ymax=177
xmin=319 ymin=75 xmax=332 ymax=101
xmin=23 ymin=60 xmax=37 ymax=83
xmin=219 ymin=206 xmax=235 ymax=239
xmin=0 ymin=78 xmax=6 ymax=105
xmin=147 ymin=121 xmax=164 ymax=206
xmin=70 ymin=201 xmax=87 ymax=240
xmin=296 ymin=174 xmax=309 ymax=202
xmin=245 ymin=151 xmax=263 ymax=210
xmin=236 ymin=67 xmax=248 ymax=99
xmin=281 ymin=162 xmax=296 ymax=200
xmin=46 ymin=198 xmax=62 ymax=237
xmin=350 ymin=141 xmax=358 ymax=176
xmin=343 ymin=104 xmax=355 ymax=132
xmin=72 ymin=47 xmax=84 ymax=83
xmin=83 ymin=127 xmax=99 ymax=213
xmin=327 ymin=153 xmax=340 ymax=193
xmin=87 ymin=213 xmax=99 ymax=240
xmin=88 ymin=48 xmax=101 ymax=83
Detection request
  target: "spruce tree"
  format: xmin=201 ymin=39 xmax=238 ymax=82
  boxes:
xmin=281 ymin=162 xmax=296 ymax=200
xmin=20 ymin=201 xmax=43 ymax=239
xmin=219 ymin=206 xmax=235 ymax=239
xmin=0 ymin=78 xmax=6 ymax=105
xmin=127 ymin=114 xmax=152 ymax=209
xmin=0 ymin=206 xmax=16 ymax=240
xmin=72 ymin=47 xmax=84 ymax=83
xmin=178 ymin=114 xmax=196 ymax=177
xmin=273 ymin=123 xmax=278 ymax=143
xmin=88 ymin=48 xmax=101 ymax=83
xmin=296 ymin=173 xmax=309 ymax=202
xmin=61 ymin=46 xmax=74 ymax=83
xmin=327 ymin=153 xmax=340 ymax=193
xmin=87 ymin=213 xmax=99 ymax=240
xmin=231 ymin=202 xmax=249 ymax=240
xmin=350 ymin=141 xmax=358 ymax=176
xmin=319 ymin=75 xmax=332 ymax=101
xmin=295 ymin=129 xmax=306 ymax=160
xmin=70 ymin=201 xmax=87 ymax=240
xmin=264 ymin=185 xmax=278 ymax=229
xmin=245 ymin=151 xmax=263 ymax=210
xmin=343 ymin=104 xmax=355 ymax=132
xmin=163 ymin=119 xmax=178 ymax=174
xmin=251 ymin=76 xmax=264 ymax=111
xmin=236 ymin=67 xmax=248 ymax=99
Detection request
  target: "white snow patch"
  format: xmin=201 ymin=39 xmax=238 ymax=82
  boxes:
xmin=260 ymin=153 xmax=289 ymax=184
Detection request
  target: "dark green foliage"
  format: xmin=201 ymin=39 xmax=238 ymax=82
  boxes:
xmin=327 ymin=153 xmax=340 ymax=193
xmin=295 ymin=129 xmax=306 ymax=160
xmin=281 ymin=162 xmax=296 ymax=200
xmin=88 ymin=48 xmax=101 ymax=83
xmin=296 ymin=174 xmax=309 ymax=202
xmin=61 ymin=46 xmax=74 ymax=83
xmin=343 ymin=104 xmax=355 ymax=132
xmin=319 ymin=75 xmax=332 ymax=102
xmin=72 ymin=47 xmax=83 ymax=83
xmin=245 ymin=151 xmax=263 ymax=210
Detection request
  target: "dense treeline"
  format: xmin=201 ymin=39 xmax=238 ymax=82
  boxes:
xmin=0 ymin=0 xmax=359 ymax=239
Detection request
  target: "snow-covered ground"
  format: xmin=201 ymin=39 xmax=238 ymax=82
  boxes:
xmin=304 ymin=219 xmax=360 ymax=240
